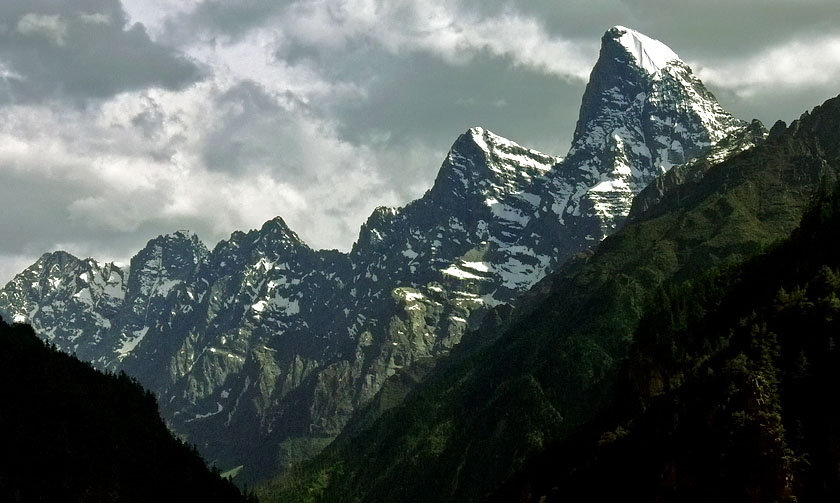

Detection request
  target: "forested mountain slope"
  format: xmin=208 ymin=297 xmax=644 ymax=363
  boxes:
xmin=261 ymin=95 xmax=840 ymax=503
xmin=0 ymin=317 xmax=250 ymax=502
xmin=492 ymin=149 xmax=840 ymax=503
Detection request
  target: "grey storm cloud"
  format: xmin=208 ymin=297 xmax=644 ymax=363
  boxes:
xmin=153 ymin=0 xmax=840 ymax=151
xmin=0 ymin=0 xmax=202 ymax=102
xmin=202 ymin=81 xmax=306 ymax=177
xmin=2 ymin=0 xmax=840 ymax=285
xmin=314 ymin=48 xmax=583 ymax=163
xmin=166 ymin=0 xmax=296 ymax=39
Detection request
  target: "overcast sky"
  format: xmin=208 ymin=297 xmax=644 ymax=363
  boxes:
xmin=1 ymin=0 xmax=839 ymax=284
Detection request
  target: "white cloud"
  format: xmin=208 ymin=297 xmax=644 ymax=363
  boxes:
xmin=16 ymin=13 xmax=68 ymax=47
xmin=78 ymin=12 xmax=113 ymax=25
xmin=0 ymin=76 xmax=401 ymax=262
xmin=122 ymin=0 xmax=595 ymax=82
xmin=182 ymin=26 xmax=366 ymax=104
xmin=0 ymin=60 xmax=22 ymax=81
xmin=695 ymin=35 xmax=840 ymax=97
xmin=279 ymin=0 xmax=595 ymax=81
xmin=120 ymin=0 xmax=207 ymax=37
xmin=1 ymin=1 xmax=202 ymax=102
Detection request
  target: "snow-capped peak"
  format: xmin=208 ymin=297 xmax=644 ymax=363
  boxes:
xmin=461 ymin=127 xmax=559 ymax=169
xmin=466 ymin=126 xmax=518 ymax=151
xmin=418 ymin=127 xmax=559 ymax=210
xmin=608 ymin=26 xmax=680 ymax=75
xmin=466 ymin=126 xmax=510 ymax=154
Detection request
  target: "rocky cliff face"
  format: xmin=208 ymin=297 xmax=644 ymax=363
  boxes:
xmin=529 ymin=26 xmax=747 ymax=246
xmin=0 ymin=26 xmax=758 ymax=482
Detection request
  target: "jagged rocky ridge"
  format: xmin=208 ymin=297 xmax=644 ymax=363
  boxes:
xmin=0 ymin=27 xmax=757 ymax=481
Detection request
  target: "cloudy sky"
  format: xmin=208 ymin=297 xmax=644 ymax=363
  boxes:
xmin=1 ymin=0 xmax=839 ymax=284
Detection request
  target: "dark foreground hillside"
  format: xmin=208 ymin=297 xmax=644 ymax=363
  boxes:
xmin=494 ymin=174 xmax=840 ymax=502
xmin=0 ymin=319 xmax=251 ymax=502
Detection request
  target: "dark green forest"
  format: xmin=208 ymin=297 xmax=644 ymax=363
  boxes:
xmin=492 ymin=180 xmax=840 ymax=502
xmin=259 ymin=97 xmax=840 ymax=502
xmin=0 ymin=318 xmax=253 ymax=502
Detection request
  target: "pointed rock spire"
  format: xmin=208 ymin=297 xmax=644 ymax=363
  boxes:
xmin=427 ymin=126 xmax=558 ymax=204
xmin=607 ymin=25 xmax=681 ymax=75
xmin=259 ymin=216 xmax=307 ymax=248
xmin=547 ymin=26 xmax=747 ymax=236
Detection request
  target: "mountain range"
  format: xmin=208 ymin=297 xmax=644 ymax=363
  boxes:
xmin=0 ymin=25 xmax=794 ymax=488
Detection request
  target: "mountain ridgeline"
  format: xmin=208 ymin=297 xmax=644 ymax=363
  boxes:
xmin=0 ymin=25 xmax=793 ymax=489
